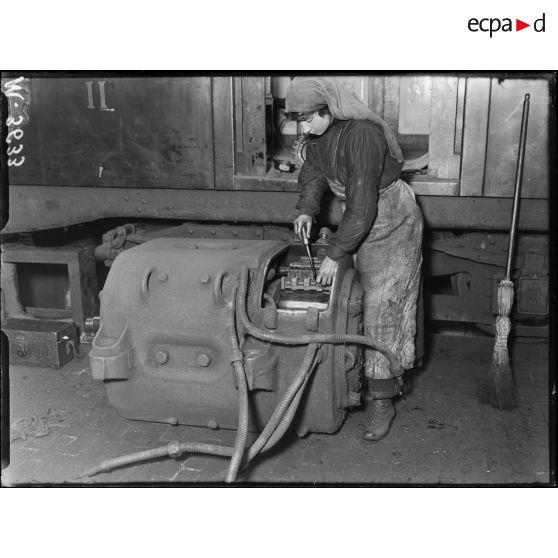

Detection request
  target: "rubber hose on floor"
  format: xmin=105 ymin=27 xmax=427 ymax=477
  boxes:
xmin=77 ymin=442 xmax=235 ymax=479
xmin=78 ymin=342 xmax=316 ymax=480
xmin=246 ymin=343 xmax=319 ymax=464
xmin=260 ymin=361 xmax=316 ymax=454
xmin=226 ymin=285 xmax=249 ymax=483
xmin=237 ymin=266 xmax=403 ymax=377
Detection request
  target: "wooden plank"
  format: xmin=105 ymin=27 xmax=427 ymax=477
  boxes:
xmin=233 ymin=76 xmax=267 ymax=180
xmin=383 ymin=76 xmax=400 ymax=133
xmin=211 ymin=77 xmax=234 ymax=190
xmin=484 ymin=78 xmax=550 ymax=198
xmin=398 ymin=76 xmax=432 ymax=135
xmin=428 ymin=77 xmax=461 ymax=180
xmin=336 ymin=76 xmax=369 ymax=105
xmin=454 ymin=76 xmax=466 ymax=155
xmin=409 ymin=179 xmax=459 ymax=196
xmin=367 ymin=76 xmax=385 ymax=117
xmin=4 ymin=77 xmax=216 ymax=189
xmin=459 ymin=78 xmax=491 ymax=196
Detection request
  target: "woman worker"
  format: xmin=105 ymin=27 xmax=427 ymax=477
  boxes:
xmin=286 ymin=77 xmax=423 ymax=441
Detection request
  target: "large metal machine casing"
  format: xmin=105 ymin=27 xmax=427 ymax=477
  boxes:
xmin=89 ymin=238 xmax=364 ymax=434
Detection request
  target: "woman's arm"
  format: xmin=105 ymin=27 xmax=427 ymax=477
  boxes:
xmin=327 ymin=124 xmax=386 ymax=261
xmin=295 ymin=159 xmax=328 ymax=218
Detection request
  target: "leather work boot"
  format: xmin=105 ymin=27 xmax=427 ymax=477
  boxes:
xmin=362 ymin=398 xmax=396 ymax=441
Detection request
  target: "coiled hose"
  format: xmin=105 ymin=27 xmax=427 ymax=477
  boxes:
xmin=236 ymin=266 xmax=402 ymax=377
xmin=225 ymin=285 xmax=249 ymax=483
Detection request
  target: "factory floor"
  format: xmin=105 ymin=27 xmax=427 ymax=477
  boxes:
xmin=2 ymin=331 xmax=552 ymax=486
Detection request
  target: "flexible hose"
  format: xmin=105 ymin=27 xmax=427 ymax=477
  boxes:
xmin=225 ymin=285 xmax=249 ymax=483
xmin=246 ymin=343 xmax=319 ymax=463
xmin=79 ymin=344 xmax=318 ymax=480
xmin=237 ymin=266 xmax=403 ymax=376
xmin=77 ymin=442 xmax=235 ymax=479
xmin=260 ymin=356 xmax=317 ymax=454
xmin=80 ymin=286 xmax=250 ymax=483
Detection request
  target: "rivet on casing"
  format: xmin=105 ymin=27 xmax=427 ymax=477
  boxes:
xmin=155 ymin=350 xmax=169 ymax=364
xmin=197 ymin=352 xmax=211 ymax=367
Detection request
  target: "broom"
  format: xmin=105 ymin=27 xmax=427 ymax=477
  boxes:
xmin=479 ymin=92 xmax=530 ymax=409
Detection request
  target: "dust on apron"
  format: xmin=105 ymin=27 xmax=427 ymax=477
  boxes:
xmin=325 ymin=175 xmax=423 ymax=380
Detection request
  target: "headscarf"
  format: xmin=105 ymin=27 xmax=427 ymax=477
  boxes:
xmin=285 ymin=77 xmax=404 ymax=164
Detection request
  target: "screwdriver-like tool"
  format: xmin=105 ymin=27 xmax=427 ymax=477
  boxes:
xmin=302 ymin=228 xmax=318 ymax=280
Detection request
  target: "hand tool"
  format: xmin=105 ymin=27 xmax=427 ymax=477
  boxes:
xmin=302 ymin=228 xmax=317 ymax=280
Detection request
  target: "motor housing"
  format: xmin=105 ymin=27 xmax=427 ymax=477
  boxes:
xmin=90 ymin=237 xmax=364 ymax=435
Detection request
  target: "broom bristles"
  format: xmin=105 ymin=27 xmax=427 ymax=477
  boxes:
xmin=479 ymin=342 xmax=518 ymax=409
xmin=479 ymin=289 xmax=518 ymax=409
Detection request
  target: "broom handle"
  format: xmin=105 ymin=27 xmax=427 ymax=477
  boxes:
xmin=505 ymin=93 xmax=530 ymax=281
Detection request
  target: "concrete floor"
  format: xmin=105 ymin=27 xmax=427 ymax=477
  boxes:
xmin=1 ymin=333 xmax=552 ymax=485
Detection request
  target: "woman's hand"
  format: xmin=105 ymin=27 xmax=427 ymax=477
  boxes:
xmin=293 ymin=214 xmax=312 ymax=240
xmin=317 ymin=256 xmax=338 ymax=286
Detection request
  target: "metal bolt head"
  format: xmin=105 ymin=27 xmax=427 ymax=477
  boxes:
xmin=157 ymin=272 xmax=168 ymax=282
xmin=207 ymin=419 xmax=218 ymax=430
xmin=167 ymin=417 xmax=178 ymax=426
xmin=197 ymin=352 xmax=211 ymax=367
xmin=155 ymin=350 xmax=169 ymax=364
xmin=200 ymin=273 xmax=210 ymax=284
